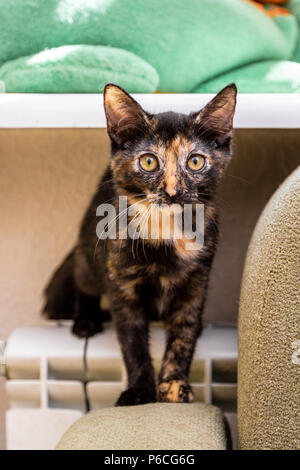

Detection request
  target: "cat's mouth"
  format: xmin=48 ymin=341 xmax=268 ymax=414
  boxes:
xmin=147 ymin=193 xmax=198 ymax=207
xmin=126 ymin=190 xmax=200 ymax=208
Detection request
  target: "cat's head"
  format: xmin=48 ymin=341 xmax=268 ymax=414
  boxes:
xmin=104 ymin=83 xmax=236 ymax=206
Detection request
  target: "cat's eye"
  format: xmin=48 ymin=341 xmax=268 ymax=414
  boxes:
xmin=187 ymin=154 xmax=206 ymax=172
xmin=139 ymin=154 xmax=159 ymax=172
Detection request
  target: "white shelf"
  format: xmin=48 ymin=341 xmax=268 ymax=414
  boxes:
xmin=0 ymin=93 xmax=299 ymax=128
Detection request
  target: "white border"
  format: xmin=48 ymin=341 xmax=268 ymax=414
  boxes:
xmin=0 ymin=93 xmax=299 ymax=128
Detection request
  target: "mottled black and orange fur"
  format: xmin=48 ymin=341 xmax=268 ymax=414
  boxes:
xmin=43 ymin=83 xmax=237 ymax=406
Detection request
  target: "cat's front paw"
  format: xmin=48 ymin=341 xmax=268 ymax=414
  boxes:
xmin=116 ymin=387 xmax=157 ymax=406
xmin=157 ymin=379 xmax=194 ymax=403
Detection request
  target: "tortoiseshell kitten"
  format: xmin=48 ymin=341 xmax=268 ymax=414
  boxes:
xmin=43 ymin=83 xmax=237 ymax=406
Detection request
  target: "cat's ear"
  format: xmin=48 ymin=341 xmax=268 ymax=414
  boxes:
xmin=104 ymin=83 xmax=150 ymax=146
xmin=194 ymin=84 xmax=237 ymax=147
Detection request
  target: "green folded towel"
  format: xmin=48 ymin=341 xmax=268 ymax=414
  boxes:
xmin=193 ymin=60 xmax=300 ymax=93
xmin=0 ymin=0 xmax=297 ymax=92
xmin=288 ymin=0 xmax=300 ymax=61
xmin=0 ymin=45 xmax=159 ymax=93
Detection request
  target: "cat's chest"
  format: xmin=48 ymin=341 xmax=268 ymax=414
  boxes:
xmin=141 ymin=255 xmax=198 ymax=314
xmin=108 ymin=237 xmax=204 ymax=312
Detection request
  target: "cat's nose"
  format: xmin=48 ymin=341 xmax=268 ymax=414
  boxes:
xmin=164 ymin=173 xmax=177 ymax=198
xmin=165 ymin=187 xmax=177 ymax=198
xmin=163 ymin=188 xmax=179 ymax=203
xmin=164 ymin=182 xmax=177 ymax=198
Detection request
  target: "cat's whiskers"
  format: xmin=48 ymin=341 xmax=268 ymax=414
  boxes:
xmin=141 ymin=206 xmax=152 ymax=260
xmin=116 ymin=194 xmax=148 ymax=257
xmin=96 ymin=178 xmax=116 ymax=191
xmin=93 ymin=198 xmax=147 ymax=263
xmin=226 ymin=173 xmax=251 ymax=185
xmin=130 ymin=203 xmax=151 ymax=259
xmin=133 ymin=205 xmax=152 ymax=259
xmin=103 ymin=194 xmax=147 ymax=253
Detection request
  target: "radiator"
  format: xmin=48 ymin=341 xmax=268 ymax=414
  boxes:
xmin=1 ymin=323 xmax=237 ymax=450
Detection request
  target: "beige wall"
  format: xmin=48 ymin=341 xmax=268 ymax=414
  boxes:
xmin=0 ymin=128 xmax=299 ymax=449
xmin=0 ymin=129 xmax=110 ymax=450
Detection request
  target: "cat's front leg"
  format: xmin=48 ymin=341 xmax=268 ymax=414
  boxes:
xmin=157 ymin=298 xmax=203 ymax=403
xmin=111 ymin=295 xmax=156 ymax=406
